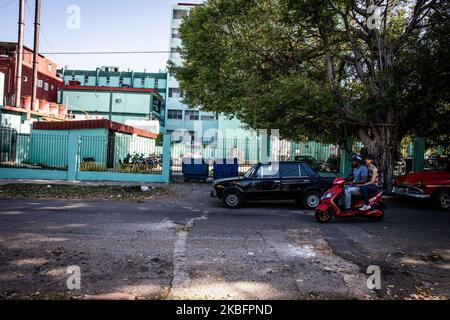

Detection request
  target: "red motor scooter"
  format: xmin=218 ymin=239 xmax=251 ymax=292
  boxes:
xmin=315 ymin=177 xmax=385 ymax=223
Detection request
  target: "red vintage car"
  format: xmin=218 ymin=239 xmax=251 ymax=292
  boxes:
xmin=393 ymin=169 xmax=450 ymax=210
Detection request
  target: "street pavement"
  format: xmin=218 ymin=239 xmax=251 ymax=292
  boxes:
xmin=0 ymin=183 xmax=449 ymax=300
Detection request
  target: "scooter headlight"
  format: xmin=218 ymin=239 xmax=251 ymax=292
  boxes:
xmin=321 ymin=192 xmax=334 ymax=200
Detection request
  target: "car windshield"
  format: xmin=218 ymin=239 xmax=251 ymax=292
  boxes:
xmin=244 ymin=165 xmax=258 ymax=178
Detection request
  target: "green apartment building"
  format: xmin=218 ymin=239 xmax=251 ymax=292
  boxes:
xmin=57 ymin=66 xmax=167 ymax=133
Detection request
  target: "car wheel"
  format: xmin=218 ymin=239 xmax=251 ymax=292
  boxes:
xmin=303 ymin=191 xmax=322 ymax=210
xmin=436 ymin=190 xmax=450 ymax=210
xmin=223 ymin=190 xmax=243 ymax=209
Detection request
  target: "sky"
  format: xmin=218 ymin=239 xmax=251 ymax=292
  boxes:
xmin=0 ymin=0 xmax=204 ymax=72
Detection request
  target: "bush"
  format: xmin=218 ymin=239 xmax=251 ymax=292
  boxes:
xmin=80 ymin=162 xmax=107 ymax=172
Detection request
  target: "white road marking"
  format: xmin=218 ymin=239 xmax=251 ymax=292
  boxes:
xmin=170 ymin=210 xmax=209 ymax=296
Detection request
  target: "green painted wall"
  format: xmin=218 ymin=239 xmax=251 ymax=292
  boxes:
xmin=62 ymin=91 xmax=111 ymax=113
xmin=28 ymin=128 xmax=108 ymax=169
xmin=112 ymin=92 xmax=152 ymax=115
xmin=60 ymin=90 xmax=154 ymax=120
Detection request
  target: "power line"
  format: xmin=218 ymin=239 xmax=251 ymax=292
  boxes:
xmin=24 ymin=0 xmax=54 ymax=55
xmin=12 ymin=46 xmax=440 ymax=56
xmin=0 ymin=0 xmax=15 ymax=9
xmin=18 ymin=50 xmax=173 ymax=55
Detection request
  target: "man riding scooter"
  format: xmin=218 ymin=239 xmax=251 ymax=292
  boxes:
xmin=344 ymin=155 xmax=368 ymax=212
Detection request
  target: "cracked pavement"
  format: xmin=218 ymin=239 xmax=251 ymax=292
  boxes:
xmin=0 ymin=183 xmax=449 ymax=300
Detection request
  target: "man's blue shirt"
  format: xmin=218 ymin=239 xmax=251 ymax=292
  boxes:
xmin=353 ymin=165 xmax=368 ymax=183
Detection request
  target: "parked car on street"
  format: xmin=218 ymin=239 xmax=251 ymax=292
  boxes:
xmin=211 ymin=161 xmax=334 ymax=209
xmin=287 ymin=155 xmax=324 ymax=172
xmin=393 ymin=166 xmax=450 ymax=210
xmin=324 ymin=155 xmax=340 ymax=172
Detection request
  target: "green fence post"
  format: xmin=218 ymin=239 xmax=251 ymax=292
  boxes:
xmin=67 ymin=133 xmax=80 ymax=181
xmin=340 ymin=138 xmax=352 ymax=178
xmin=161 ymin=134 xmax=171 ymax=183
xmin=413 ymin=137 xmax=425 ymax=172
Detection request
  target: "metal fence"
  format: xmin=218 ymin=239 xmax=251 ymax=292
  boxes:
xmin=0 ymin=129 xmax=68 ymax=170
xmin=170 ymin=138 xmax=341 ymax=179
xmin=78 ymin=134 xmax=163 ymax=175
xmin=0 ymin=128 xmax=162 ymax=175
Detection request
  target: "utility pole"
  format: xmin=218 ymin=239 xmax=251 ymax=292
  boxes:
xmin=30 ymin=0 xmax=41 ymax=121
xmin=15 ymin=0 xmax=25 ymax=109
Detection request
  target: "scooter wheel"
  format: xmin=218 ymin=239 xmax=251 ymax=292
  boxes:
xmin=315 ymin=209 xmax=332 ymax=223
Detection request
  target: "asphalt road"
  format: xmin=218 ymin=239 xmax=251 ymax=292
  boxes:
xmin=0 ymin=183 xmax=449 ymax=300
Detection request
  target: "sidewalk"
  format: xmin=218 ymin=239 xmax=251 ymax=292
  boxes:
xmin=0 ymin=179 xmax=170 ymax=187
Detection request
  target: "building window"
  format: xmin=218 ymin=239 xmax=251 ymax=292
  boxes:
xmin=51 ymin=85 xmax=54 ymax=90
xmin=48 ymin=64 xmax=52 ymax=72
xmin=170 ymin=47 xmax=180 ymax=60
xmin=169 ymin=88 xmax=183 ymax=98
xmin=168 ymin=109 xmax=183 ymax=120
xmin=38 ymin=80 xmax=43 ymax=88
xmin=44 ymin=82 xmax=49 ymax=91
xmin=201 ymin=115 xmax=215 ymax=121
xmin=172 ymin=28 xmax=180 ymax=39
xmin=141 ymin=78 xmax=146 ymax=86
xmin=173 ymin=9 xmax=188 ymax=20
xmin=185 ymin=110 xmax=199 ymax=121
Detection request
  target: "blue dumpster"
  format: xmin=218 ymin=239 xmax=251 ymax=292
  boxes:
xmin=213 ymin=158 xmax=239 ymax=180
xmin=182 ymin=158 xmax=209 ymax=182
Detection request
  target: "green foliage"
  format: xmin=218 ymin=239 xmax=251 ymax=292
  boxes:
xmin=170 ymin=0 xmax=450 ymax=187
xmin=170 ymin=0 xmax=449 ymax=145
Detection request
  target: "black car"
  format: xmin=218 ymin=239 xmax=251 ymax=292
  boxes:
xmin=211 ymin=161 xmax=334 ymax=209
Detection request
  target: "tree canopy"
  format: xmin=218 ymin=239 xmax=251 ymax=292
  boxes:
xmin=170 ymin=0 xmax=450 ymax=187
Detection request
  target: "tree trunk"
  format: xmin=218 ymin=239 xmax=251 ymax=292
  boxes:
xmin=358 ymin=126 xmax=400 ymax=193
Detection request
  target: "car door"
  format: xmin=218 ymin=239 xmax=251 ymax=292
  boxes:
xmin=246 ymin=163 xmax=282 ymax=200
xmin=280 ymin=163 xmax=311 ymax=198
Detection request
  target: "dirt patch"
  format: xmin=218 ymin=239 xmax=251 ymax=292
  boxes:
xmin=0 ymin=184 xmax=174 ymax=201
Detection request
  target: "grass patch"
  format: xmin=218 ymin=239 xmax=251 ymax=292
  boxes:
xmin=0 ymin=184 xmax=172 ymax=201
